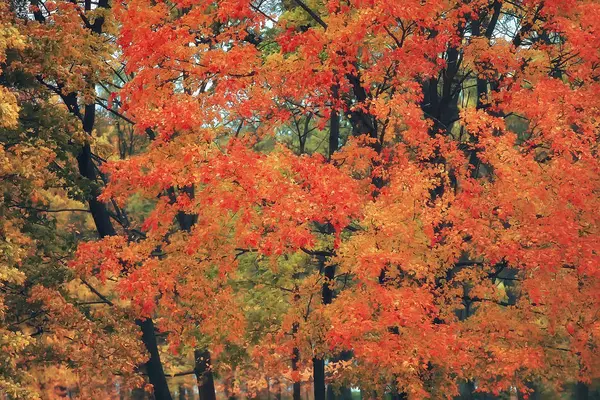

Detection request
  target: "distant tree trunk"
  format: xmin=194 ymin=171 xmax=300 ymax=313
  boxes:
xmin=224 ymin=371 xmax=237 ymax=400
xmin=527 ymin=382 xmax=542 ymax=400
xmin=311 ymin=107 xmax=339 ymax=400
xmin=267 ymin=378 xmax=271 ymax=400
xmin=326 ymin=351 xmax=353 ymax=400
xmin=312 ymin=253 xmax=331 ymax=400
xmin=292 ymin=340 xmax=302 ymax=400
xmin=328 ymin=96 xmax=339 ymax=160
xmin=194 ymin=349 xmax=216 ymax=400
xmin=178 ymin=385 xmax=186 ymax=400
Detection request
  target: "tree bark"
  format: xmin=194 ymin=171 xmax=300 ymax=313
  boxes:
xmin=76 ymin=143 xmax=116 ymax=238
xmin=313 ymin=357 xmax=326 ymax=400
xmin=66 ymin=91 xmax=174 ymax=400
xmin=194 ymin=349 xmax=216 ymax=400
xmin=328 ymin=88 xmax=340 ymax=159
xmin=311 ymin=98 xmax=341 ymax=400
xmin=139 ymin=318 xmax=173 ymax=400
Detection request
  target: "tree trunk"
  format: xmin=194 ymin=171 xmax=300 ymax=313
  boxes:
xmin=131 ymin=388 xmax=147 ymax=400
xmin=76 ymin=143 xmax=116 ymax=238
xmin=79 ymin=118 xmax=172 ymax=400
xmin=313 ymin=357 xmax=326 ymax=400
xmin=75 ymin=101 xmax=173 ymax=400
xmin=310 ymin=108 xmax=339 ymax=400
xmin=326 ymin=383 xmax=353 ymax=399
xmin=194 ymin=349 xmax=216 ymax=400
xmin=328 ymin=94 xmax=339 ymax=159
xmin=138 ymin=318 xmax=173 ymax=400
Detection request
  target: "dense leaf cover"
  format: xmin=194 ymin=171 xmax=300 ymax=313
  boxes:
xmin=1 ymin=0 xmax=600 ymax=398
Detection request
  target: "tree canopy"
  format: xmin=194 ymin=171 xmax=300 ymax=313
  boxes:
xmin=1 ymin=0 xmax=600 ymax=399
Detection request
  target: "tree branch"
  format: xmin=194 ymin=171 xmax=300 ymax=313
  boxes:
xmin=81 ymin=279 xmax=114 ymax=306
xmin=291 ymin=0 xmax=327 ymax=29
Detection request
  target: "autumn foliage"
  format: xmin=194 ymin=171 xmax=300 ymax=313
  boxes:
xmin=1 ymin=0 xmax=600 ymax=399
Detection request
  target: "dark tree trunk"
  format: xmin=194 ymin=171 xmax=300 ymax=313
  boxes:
xmin=79 ymin=102 xmax=172 ymax=400
xmin=224 ymin=372 xmax=237 ymax=400
xmin=313 ymin=357 xmax=326 ymax=400
xmin=328 ymin=89 xmax=340 ymax=159
xmin=65 ymin=96 xmax=172 ymax=400
xmin=76 ymin=143 xmax=116 ymax=238
xmin=327 ymin=382 xmax=353 ymax=399
xmin=469 ymin=1 xmax=502 ymax=178
xmin=131 ymin=388 xmax=147 ymax=400
xmin=310 ymin=106 xmax=341 ymax=400
xmin=327 ymin=385 xmax=335 ymax=399
xmin=194 ymin=349 xmax=216 ymax=400
xmin=58 ymin=93 xmax=116 ymax=240
xmin=138 ymin=318 xmax=173 ymax=400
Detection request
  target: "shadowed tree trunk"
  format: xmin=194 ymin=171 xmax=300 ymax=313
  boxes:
xmin=194 ymin=349 xmax=216 ymax=400
xmin=391 ymin=392 xmax=408 ymax=400
xmin=139 ymin=318 xmax=173 ymax=400
xmin=313 ymin=356 xmax=326 ymax=400
xmin=326 ymin=350 xmax=353 ymax=400
xmin=312 ymin=106 xmax=340 ymax=400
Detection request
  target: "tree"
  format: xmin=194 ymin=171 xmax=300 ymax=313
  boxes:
xmin=0 ymin=0 xmax=169 ymax=397
xmin=0 ymin=7 xmax=146 ymax=400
